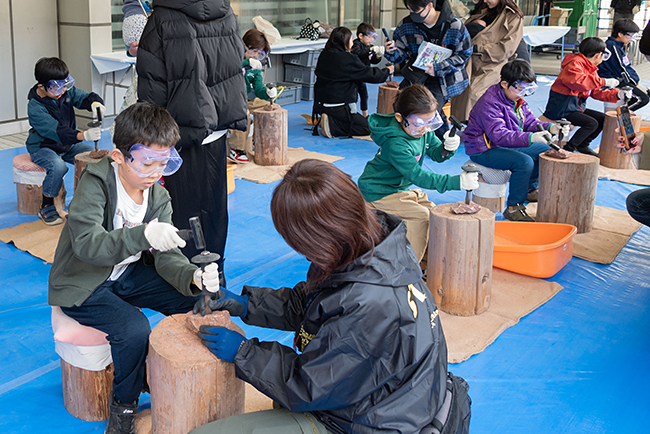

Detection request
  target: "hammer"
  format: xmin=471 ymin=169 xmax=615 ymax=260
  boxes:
xmin=441 ymin=115 xmax=465 ymax=158
xmin=461 ymin=162 xmax=480 ymax=205
xmin=86 ymin=105 xmax=103 ymax=153
xmin=178 ymin=217 xmax=221 ymax=315
xmin=555 ymin=118 xmax=571 ymax=143
xmin=537 ymin=124 xmax=561 ymax=151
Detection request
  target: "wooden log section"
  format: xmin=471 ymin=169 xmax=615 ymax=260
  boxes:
xmin=253 ymin=105 xmax=288 ymax=166
xmin=599 ymin=110 xmax=641 ymax=169
xmin=74 ymin=151 xmax=105 ymax=191
xmin=472 ymin=175 xmax=506 ymax=214
xmin=428 ymin=204 xmax=495 ymax=316
xmin=148 ymin=312 xmax=246 ymax=434
xmin=537 ymin=153 xmax=599 ymax=233
xmin=61 ymin=359 xmax=114 ymax=421
xmin=376 ymin=82 xmax=400 ymax=115
xmin=16 ymin=182 xmax=66 ymax=215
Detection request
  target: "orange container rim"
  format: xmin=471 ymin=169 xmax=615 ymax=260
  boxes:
xmin=494 ymin=221 xmax=577 ymax=253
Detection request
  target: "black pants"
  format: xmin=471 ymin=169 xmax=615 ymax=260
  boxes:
xmin=163 ymin=135 xmax=228 ymax=266
xmin=629 ymin=85 xmax=650 ymax=112
xmin=627 ymin=188 xmax=650 ymax=227
xmin=321 ymin=105 xmax=371 ymax=137
xmin=564 ymin=109 xmax=605 ymax=150
xmin=356 ymin=82 xmax=369 ymax=112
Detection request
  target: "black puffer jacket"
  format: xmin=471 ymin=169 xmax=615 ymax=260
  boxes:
xmin=137 ymin=0 xmax=247 ymax=148
xmin=235 ymin=212 xmax=449 ymax=434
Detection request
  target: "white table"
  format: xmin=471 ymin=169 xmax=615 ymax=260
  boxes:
xmin=90 ymin=51 xmax=136 ymax=110
xmin=523 ymin=26 xmax=572 ymax=60
xmin=270 ymin=37 xmax=326 ymax=55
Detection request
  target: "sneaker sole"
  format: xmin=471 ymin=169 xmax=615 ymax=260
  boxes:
xmin=40 ymin=215 xmax=63 ymax=225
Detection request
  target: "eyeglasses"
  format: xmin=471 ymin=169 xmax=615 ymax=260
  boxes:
xmin=365 ymin=31 xmax=378 ymax=43
xmin=122 ymin=143 xmax=183 ymax=178
xmin=602 ymin=48 xmax=612 ymax=61
xmin=403 ymin=112 xmax=444 ymax=136
xmin=510 ymin=80 xmax=538 ymax=97
xmin=47 ymin=74 xmax=75 ymax=96
xmin=246 ymin=48 xmax=267 ymax=61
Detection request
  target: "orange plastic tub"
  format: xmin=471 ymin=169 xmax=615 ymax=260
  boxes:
xmin=227 ymin=165 xmax=235 ymax=194
xmin=493 ymin=221 xmax=577 ymax=278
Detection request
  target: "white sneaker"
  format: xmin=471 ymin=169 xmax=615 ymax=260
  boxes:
xmin=228 ymin=149 xmax=249 ymax=163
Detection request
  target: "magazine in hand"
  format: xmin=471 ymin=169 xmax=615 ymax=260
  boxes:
xmin=412 ymin=41 xmax=453 ymax=70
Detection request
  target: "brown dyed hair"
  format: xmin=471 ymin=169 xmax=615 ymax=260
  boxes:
xmin=271 ymin=159 xmax=385 ymax=283
xmin=242 ymin=29 xmax=270 ymax=56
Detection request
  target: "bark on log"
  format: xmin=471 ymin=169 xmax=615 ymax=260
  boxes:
xmin=61 ymin=359 xmax=114 ymax=421
xmin=148 ymin=312 xmax=246 ymax=434
xmin=376 ymin=83 xmax=400 ymax=115
xmin=599 ymin=110 xmax=641 ymax=169
xmin=537 ymin=153 xmax=599 ymax=233
xmin=253 ymin=106 xmax=288 ymax=166
xmin=16 ymin=182 xmax=66 ymax=215
xmin=428 ymin=203 xmax=495 ymax=316
xmin=74 ymin=151 xmax=105 ymax=191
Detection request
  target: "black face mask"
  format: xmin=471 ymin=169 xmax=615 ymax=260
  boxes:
xmin=410 ymin=4 xmax=432 ymax=23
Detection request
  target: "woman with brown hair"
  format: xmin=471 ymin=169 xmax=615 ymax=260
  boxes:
xmin=450 ymin=0 xmax=524 ymax=122
xmin=190 ymin=159 xmax=471 ymax=434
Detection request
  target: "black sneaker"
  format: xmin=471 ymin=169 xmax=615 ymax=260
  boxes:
xmin=576 ymin=145 xmax=598 ymax=157
xmin=38 ymin=204 xmax=63 ymax=226
xmin=503 ymin=204 xmax=535 ymax=222
xmin=105 ymin=394 xmax=137 ymax=434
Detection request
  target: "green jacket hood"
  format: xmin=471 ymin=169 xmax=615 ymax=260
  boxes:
xmin=368 ymin=113 xmax=412 ymax=146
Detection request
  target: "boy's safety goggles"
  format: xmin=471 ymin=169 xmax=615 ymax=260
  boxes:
xmin=403 ymin=111 xmax=444 ymax=136
xmin=247 ymin=48 xmax=267 ymax=61
xmin=365 ymin=31 xmax=378 ymax=43
xmin=602 ymin=48 xmax=612 ymax=61
xmin=511 ymin=80 xmax=538 ymax=97
xmin=123 ymin=143 xmax=183 ymax=177
xmin=47 ymin=74 xmax=75 ymax=96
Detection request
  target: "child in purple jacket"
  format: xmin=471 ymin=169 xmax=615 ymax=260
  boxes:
xmin=463 ymin=60 xmax=569 ymax=222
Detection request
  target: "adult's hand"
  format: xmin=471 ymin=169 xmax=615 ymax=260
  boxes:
xmin=128 ymin=41 xmax=139 ymax=57
xmin=384 ymin=39 xmax=396 ymax=53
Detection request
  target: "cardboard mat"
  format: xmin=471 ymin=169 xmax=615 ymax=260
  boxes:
xmin=526 ymin=203 xmax=642 ymax=264
xmin=232 ymin=147 xmax=343 ymax=184
xmin=440 ymin=268 xmax=563 ymax=363
xmin=0 ymin=217 xmax=66 ymax=263
xmin=598 ymin=165 xmax=650 ymax=186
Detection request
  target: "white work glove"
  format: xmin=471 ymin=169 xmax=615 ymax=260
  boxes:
xmin=442 ymin=130 xmax=460 ymax=152
xmin=549 ymin=124 xmax=560 ymax=135
xmin=144 ymin=222 xmax=186 ymax=252
xmin=91 ymin=101 xmax=106 ymax=119
xmin=83 ymin=127 xmax=101 ymax=142
xmin=531 ymin=131 xmax=553 ymax=144
xmin=193 ymin=263 xmax=221 ymax=293
xmin=266 ymin=87 xmax=278 ymax=99
xmin=604 ymin=78 xmax=620 ymax=89
xmin=460 ymin=171 xmax=479 ymax=191
xmin=633 ymin=6 xmax=640 ymax=15
xmin=249 ymin=58 xmax=263 ymax=70
xmin=618 ymin=88 xmax=633 ymax=102
xmin=370 ymin=45 xmax=385 ymax=56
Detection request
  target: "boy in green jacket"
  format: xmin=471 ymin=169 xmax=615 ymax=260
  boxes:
xmin=48 ymin=102 xmax=220 ymax=434
xmin=358 ymin=85 xmax=478 ymax=266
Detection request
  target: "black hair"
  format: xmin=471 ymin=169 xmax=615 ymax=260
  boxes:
xmin=393 ymin=84 xmax=438 ymax=117
xmin=112 ymin=101 xmax=180 ymax=153
xmin=325 ymin=27 xmax=353 ymax=51
xmin=500 ymin=59 xmax=536 ymax=86
xmin=579 ymin=37 xmax=607 ymax=58
xmin=471 ymin=0 xmax=523 ymax=18
xmin=612 ymin=19 xmax=640 ymax=39
xmin=403 ymin=0 xmax=433 ymax=11
xmin=356 ymin=22 xmax=376 ymax=37
xmin=34 ymin=57 xmax=69 ymax=86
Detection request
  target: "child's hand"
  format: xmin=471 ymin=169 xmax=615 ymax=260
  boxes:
xmin=618 ymin=88 xmax=633 ymax=102
xmin=460 ymin=171 xmax=479 ymax=191
xmin=193 ymin=263 xmax=220 ymax=293
xmin=604 ymin=78 xmax=620 ymax=89
xmin=83 ymin=127 xmax=101 ymax=142
xmin=386 ymin=64 xmax=395 ymax=74
xmin=266 ymin=87 xmax=278 ymax=99
xmin=370 ymin=45 xmax=385 ymax=56
xmin=249 ymin=58 xmax=263 ymax=70
xmin=384 ymin=39 xmax=396 ymax=53
xmin=144 ymin=222 xmax=186 ymax=252
xmin=443 ymin=130 xmax=460 ymax=152
xmin=91 ymin=102 xmax=106 ymax=119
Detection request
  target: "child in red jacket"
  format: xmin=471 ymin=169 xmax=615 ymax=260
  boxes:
xmin=543 ymin=37 xmax=630 ymax=157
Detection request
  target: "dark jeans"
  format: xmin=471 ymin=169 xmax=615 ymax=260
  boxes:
xmin=469 ymin=142 xmax=550 ymax=208
xmin=629 ymin=85 xmax=650 ymax=112
xmin=626 ymin=188 xmax=650 ymax=227
xmin=30 ymin=142 xmax=93 ymax=197
xmin=356 ymin=82 xmax=369 ymax=112
xmin=564 ymin=109 xmax=605 ymax=151
xmin=164 ymin=135 xmax=228 ymax=266
xmin=61 ymin=259 xmax=200 ymax=403
xmin=321 ymin=105 xmax=370 ymax=137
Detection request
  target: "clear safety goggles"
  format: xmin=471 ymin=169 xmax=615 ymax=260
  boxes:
xmin=47 ymin=74 xmax=75 ymax=96
xmin=365 ymin=31 xmax=378 ymax=43
xmin=624 ymin=32 xmax=637 ymax=38
xmin=511 ymin=80 xmax=538 ymax=97
xmin=403 ymin=111 xmax=444 ymax=136
xmin=246 ymin=48 xmax=267 ymax=61
xmin=122 ymin=143 xmax=183 ymax=178
xmin=602 ymin=48 xmax=612 ymax=61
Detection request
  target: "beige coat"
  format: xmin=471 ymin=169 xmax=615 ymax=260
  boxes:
xmin=450 ymin=5 xmax=523 ymax=122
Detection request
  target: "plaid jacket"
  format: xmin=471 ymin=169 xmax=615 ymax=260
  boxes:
xmin=385 ymin=16 xmax=472 ymax=99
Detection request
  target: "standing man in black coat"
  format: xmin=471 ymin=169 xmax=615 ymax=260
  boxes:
xmin=137 ymin=0 xmax=247 ymax=284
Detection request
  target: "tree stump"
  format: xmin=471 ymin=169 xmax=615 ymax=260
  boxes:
xmin=16 ymin=182 xmax=66 ymax=215
xmin=74 ymin=151 xmax=105 ymax=190
xmin=148 ymin=312 xmax=246 ymax=434
xmin=253 ymin=105 xmax=288 ymax=166
xmin=472 ymin=175 xmax=507 ymax=213
xmin=599 ymin=110 xmax=641 ymax=169
xmin=61 ymin=359 xmax=114 ymax=421
xmin=537 ymin=153 xmax=599 ymax=233
xmin=428 ymin=204 xmax=495 ymax=316
xmin=376 ymin=82 xmax=400 ymax=115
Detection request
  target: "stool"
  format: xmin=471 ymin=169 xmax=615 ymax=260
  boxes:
xmin=537 ymin=152 xmax=599 ymax=233
xmin=599 ymin=110 xmax=642 ymax=169
xmin=253 ymin=105 xmax=288 ymax=166
xmin=74 ymin=151 xmax=104 ymax=191
xmin=376 ymin=82 xmax=399 ymax=114
xmin=51 ymin=306 xmax=113 ymax=421
xmin=467 ymin=160 xmax=511 ymax=213
xmin=148 ymin=312 xmax=245 ymax=434
xmin=12 ymin=154 xmax=66 ymax=215
xmin=428 ymin=204 xmax=495 ymax=316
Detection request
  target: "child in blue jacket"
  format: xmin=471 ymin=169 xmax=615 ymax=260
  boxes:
xmin=26 ymin=57 xmax=105 ymax=225
xmin=463 ymin=60 xmax=568 ymax=222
